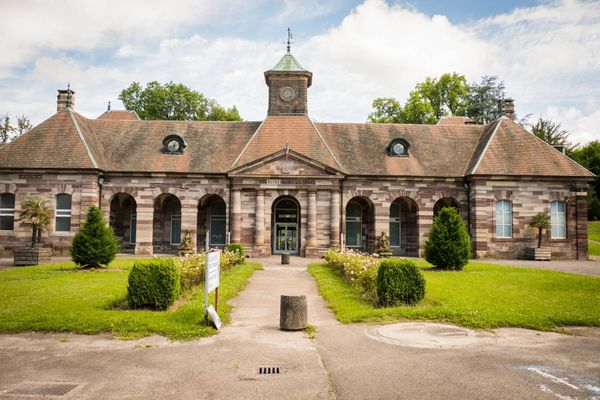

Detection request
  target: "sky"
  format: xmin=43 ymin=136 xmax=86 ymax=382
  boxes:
xmin=0 ymin=0 xmax=599 ymax=144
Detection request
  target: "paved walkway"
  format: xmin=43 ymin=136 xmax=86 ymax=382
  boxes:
xmin=1 ymin=256 xmax=600 ymax=399
xmin=478 ymin=257 xmax=600 ymax=276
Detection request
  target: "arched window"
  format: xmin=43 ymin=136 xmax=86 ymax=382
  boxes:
xmin=0 ymin=193 xmax=15 ymax=231
xmin=495 ymin=200 xmax=512 ymax=238
xmin=55 ymin=193 xmax=72 ymax=232
xmin=346 ymin=202 xmax=362 ymax=247
xmin=550 ymin=201 xmax=566 ymax=239
xmin=389 ymin=202 xmax=401 ymax=247
xmin=210 ymin=198 xmax=226 ymax=246
xmin=171 ymin=203 xmax=181 ymax=245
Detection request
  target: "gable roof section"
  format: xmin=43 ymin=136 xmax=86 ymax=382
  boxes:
xmin=0 ymin=111 xmax=97 ymax=169
xmin=469 ymin=118 xmax=594 ymax=177
xmin=97 ymin=110 xmax=140 ymax=121
xmin=232 ymin=115 xmax=342 ymax=170
xmin=229 ymin=148 xmax=343 ymax=176
xmin=316 ymin=122 xmax=483 ymax=177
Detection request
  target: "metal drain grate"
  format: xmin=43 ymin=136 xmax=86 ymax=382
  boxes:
xmin=257 ymin=366 xmax=281 ymax=375
xmin=7 ymin=382 xmax=79 ymax=397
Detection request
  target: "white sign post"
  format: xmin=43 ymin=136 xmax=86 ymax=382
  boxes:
xmin=205 ymin=251 xmax=221 ymax=328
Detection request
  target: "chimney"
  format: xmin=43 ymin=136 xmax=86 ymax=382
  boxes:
xmin=498 ymin=98 xmax=515 ymax=121
xmin=57 ymin=88 xmax=75 ymax=112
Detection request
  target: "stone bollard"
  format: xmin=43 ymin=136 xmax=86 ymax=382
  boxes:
xmin=281 ymin=253 xmax=290 ymax=264
xmin=280 ymin=295 xmax=307 ymax=330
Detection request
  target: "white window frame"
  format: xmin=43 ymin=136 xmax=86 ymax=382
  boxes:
xmin=0 ymin=193 xmax=15 ymax=231
xmin=346 ymin=202 xmax=363 ymax=247
xmin=495 ymin=200 xmax=512 ymax=238
xmin=170 ymin=208 xmax=182 ymax=245
xmin=550 ymin=201 xmax=566 ymax=239
xmin=55 ymin=194 xmax=72 ymax=232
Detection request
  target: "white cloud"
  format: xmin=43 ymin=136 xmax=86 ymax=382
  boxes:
xmin=545 ymin=105 xmax=600 ymax=145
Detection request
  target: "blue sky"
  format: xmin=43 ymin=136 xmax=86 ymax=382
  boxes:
xmin=0 ymin=0 xmax=599 ymax=143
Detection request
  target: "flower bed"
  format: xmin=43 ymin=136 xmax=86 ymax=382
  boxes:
xmin=324 ymin=248 xmax=380 ymax=301
xmin=176 ymin=249 xmax=245 ymax=292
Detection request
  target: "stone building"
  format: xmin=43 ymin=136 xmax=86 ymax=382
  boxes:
xmin=0 ymin=49 xmax=594 ymax=259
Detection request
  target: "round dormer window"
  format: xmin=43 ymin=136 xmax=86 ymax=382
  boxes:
xmin=162 ymin=134 xmax=187 ymax=155
xmin=387 ymin=138 xmax=410 ymax=157
xmin=167 ymin=139 xmax=180 ymax=152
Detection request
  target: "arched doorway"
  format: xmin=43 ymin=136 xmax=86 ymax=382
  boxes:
xmin=197 ymin=195 xmax=227 ymax=251
xmin=345 ymin=197 xmax=375 ymax=252
xmin=153 ymin=193 xmax=181 ymax=253
xmin=389 ymin=197 xmax=418 ymax=256
xmin=109 ymin=193 xmax=137 ymax=253
xmin=433 ymin=197 xmax=460 ymax=217
xmin=272 ymin=197 xmax=300 ymax=255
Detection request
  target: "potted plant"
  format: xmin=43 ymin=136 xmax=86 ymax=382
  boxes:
xmin=14 ymin=198 xmax=52 ymax=266
xmin=525 ymin=212 xmax=551 ymax=261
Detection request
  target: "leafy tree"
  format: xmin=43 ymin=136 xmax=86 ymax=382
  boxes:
xmin=466 ymin=76 xmax=506 ymax=124
xmin=0 ymin=114 xmax=13 ymax=143
xmin=71 ymin=205 xmax=119 ymax=268
xmin=529 ymin=213 xmax=551 ymax=248
xmin=118 ymin=81 xmax=242 ymax=121
xmin=368 ymin=98 xmax=403 ymax=123
xmin=570 ymin=140 xmax=600 ymax=212
xmin=403 ymin=90 xmax=438 ymax=124
xmin=424 ymin=207 xmax=471 ymax=270
xmin=526 ymin=117 xmax=577 ymax=154
xmin=17 ymin=199 xmax=51 ymax=247
xmin=14 ymin=115 xmax=32 ymax=136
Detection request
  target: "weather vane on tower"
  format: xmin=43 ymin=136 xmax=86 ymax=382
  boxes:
xmin=286 ymin=27 xmax=294 ymax=52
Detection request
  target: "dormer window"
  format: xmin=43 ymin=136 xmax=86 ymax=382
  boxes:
xmin=162 ymin=134 xmax=187 ymax=155
xmin=387 ymin=138 xmax=410 ymax=157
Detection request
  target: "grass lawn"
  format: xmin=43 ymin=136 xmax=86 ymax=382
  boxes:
xmin=589 ymin=221 xmax=600 ymax=242
xmin=589 ymin=241 xmax=600 ymax=256
xmin=0 ymin=259 xmax=261 ymax=340
xmin=308 ymin=261 xmax=600 ymax=331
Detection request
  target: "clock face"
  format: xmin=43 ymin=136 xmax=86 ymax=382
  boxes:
xmin=167 ymin=140 xmax=180 ymax=152
xmin=279 ymin=86 xmax=296 ymax=102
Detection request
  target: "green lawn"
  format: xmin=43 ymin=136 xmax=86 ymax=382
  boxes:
xmin=589 ymin=241 xmax=600 ymax=256
xmin=589 ymin=221 xmax=600 ymax=242
xmin=0 ymin=259 xmax=261 ymax=340
xmin=308 ymin=261 xmax=600 ymax=330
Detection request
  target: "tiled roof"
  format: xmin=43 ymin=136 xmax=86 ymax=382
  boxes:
xmin=0 ymin=111 xmax=593 ymax=179
xmin=233 ymin=115 xmax=341 ymax=169
xmin=437 ymin=116 xmax=474 ymax=125
xmin=468 ymin=117 xmax=593 ymax=177
xmin=97 ymin=110 xmax=140 ymax=121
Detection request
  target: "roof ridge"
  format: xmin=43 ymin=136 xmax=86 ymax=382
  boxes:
xmin=69 ymin=110 xmax=98 ymax=169
xmin=308 ymin=118 xmax=344 ymax=170
xmin=467 ymin=118 xmax=503 ymax=175
xmin=231 ymin=118 xmax=267 ymax=168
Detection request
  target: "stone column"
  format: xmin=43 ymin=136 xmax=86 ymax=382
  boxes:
xmin=330 ymin=190 xmax=340 ymax=247
xmin=135 ymin=191 xmax=154 ymax=255
xmin=231 ymin=189 xmax=242 ymax=244
xmin=305 ymin=190 xmax=318 ymax=257
xmin=254 ymin=190 xmax=267 ymax=256
xmin=181 ymin=198 xmax=198 ymax=252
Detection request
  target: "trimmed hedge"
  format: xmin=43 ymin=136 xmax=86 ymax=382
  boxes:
xmin=376 ymin=259 xmax=425 ymax=306
xmin=424 ymin=207 xmax=471 ymax=270
xmin=226 ymin=243 xmax=245 ymax=259
xmin=127 ymin=259 xmax=180 ymax=310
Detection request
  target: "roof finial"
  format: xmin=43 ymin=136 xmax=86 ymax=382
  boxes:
xmin=286 ymin=27 xmax=294 ymax=53
xmin=107 ymin=101 xmax=111 ymax=111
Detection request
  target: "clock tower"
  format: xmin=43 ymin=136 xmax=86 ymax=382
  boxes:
xmin=264 ymin=31 xmax=312 ymax=116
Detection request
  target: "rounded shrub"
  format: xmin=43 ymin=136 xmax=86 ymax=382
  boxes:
xmin=127 ymin=259 xmax=181 ymax=310
xmin=424 ymin=207 xmax=471 ymax=270
xmin=71 ymin=205 xmax=119 ymax=268
xmin=226 ymin=243 xmax=245 ymax=260
xmin=376 ymin=259 xmax=425 ymax=306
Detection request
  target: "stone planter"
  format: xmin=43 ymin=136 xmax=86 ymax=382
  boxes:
xmin=14 ymin=247 xmax=52 ymax=266
xmin=281 ymin=253 xmax=290 ymax=264
xmin=280 ymin=295 xmax=307 ymax=330
xmin=524 ymin=247 xmax=551 ymax=261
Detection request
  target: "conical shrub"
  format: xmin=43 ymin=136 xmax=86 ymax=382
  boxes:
xmin=424 ymin=207 xmax=471 ymax=270
xmin=71 ymin=205 xmax=119 ymax=268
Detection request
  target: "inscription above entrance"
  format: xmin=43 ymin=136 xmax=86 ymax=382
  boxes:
xmin=262 ymin=179 xmax=316 ymax=185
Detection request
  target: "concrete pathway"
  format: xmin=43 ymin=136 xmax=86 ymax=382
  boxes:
xmin=1 ymin=256 xmax=600 ymax=399
xmin=477 ymin=257 xmax=600 ymax=276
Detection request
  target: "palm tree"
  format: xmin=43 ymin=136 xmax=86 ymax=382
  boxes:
xmin=17 ymin=199 xmax=51 ymax=248
xmin=529 ymin=213 xmax=551 ymax=249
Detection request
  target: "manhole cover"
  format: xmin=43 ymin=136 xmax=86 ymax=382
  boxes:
xmin=6 ymin=382 xmax=79 ymax=397
xmin=366 ymin=322 xmax=478 ymax=349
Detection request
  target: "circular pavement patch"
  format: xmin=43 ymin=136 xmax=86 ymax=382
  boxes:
xmin=366 ymin=322 xmax=478 ymax=349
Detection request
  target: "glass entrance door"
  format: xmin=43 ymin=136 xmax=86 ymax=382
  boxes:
xmin=273 ymin=198 xmax=299 ymax=255
xmin=275 ymin=224 xmax=298 ymax=253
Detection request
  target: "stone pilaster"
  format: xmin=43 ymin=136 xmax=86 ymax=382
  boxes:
xmin=574 ymin=189 xmax=588 ymax=260
xmin=135 ymin=192 xmax=153 ymax=255
xmin=305 ymin=190 xmax=318 ymax=257
xmin=181 ymin=199 xmax=198 ymax=253
xmin=254 ymin=190 xmax=268 ymax=256
xmin=231 ymin=189 xmax=242 ymax=244
xmin=330 ymin=190 xmax=340 ymax=248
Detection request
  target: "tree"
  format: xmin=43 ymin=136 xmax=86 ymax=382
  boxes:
xmin=71 ymin=205 xmax=119 ymax=268
xmin=570 ymin=140 xmax=600 ymax=215
xmin=368 ymin=98 xmax=403 ymax=123
xmin=466 ymin=76 xmax=506 ymax=124
xmin=527 ymin=117 xmax=577 ymax=154
xmin=424 ymin=207 xmax=471 ymax=270
xmin=529 ymin=213 xmax=551 ymax=248
xmin=14 ymin=115 xmax=32 ymax=136
xmin=17 ymin=199 xmax=51 ymax=248
xmin=0 ymin=114 xmax=13 ymax=143
xmin=118 ymin=81 xmax=242 ymax=121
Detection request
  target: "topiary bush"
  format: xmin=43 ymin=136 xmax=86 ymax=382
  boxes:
xmin=376 ymin=259 xmax=425 ymax=306
xmin=71 ymin=205 xmax=119 ymax=268
xmin=127 ymin=259 xmax=181 ymax=310
xmin=424 ymin=207 xmax=471 ymax=270
xmin=226 ymin=243 xmax=245 ymax=260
